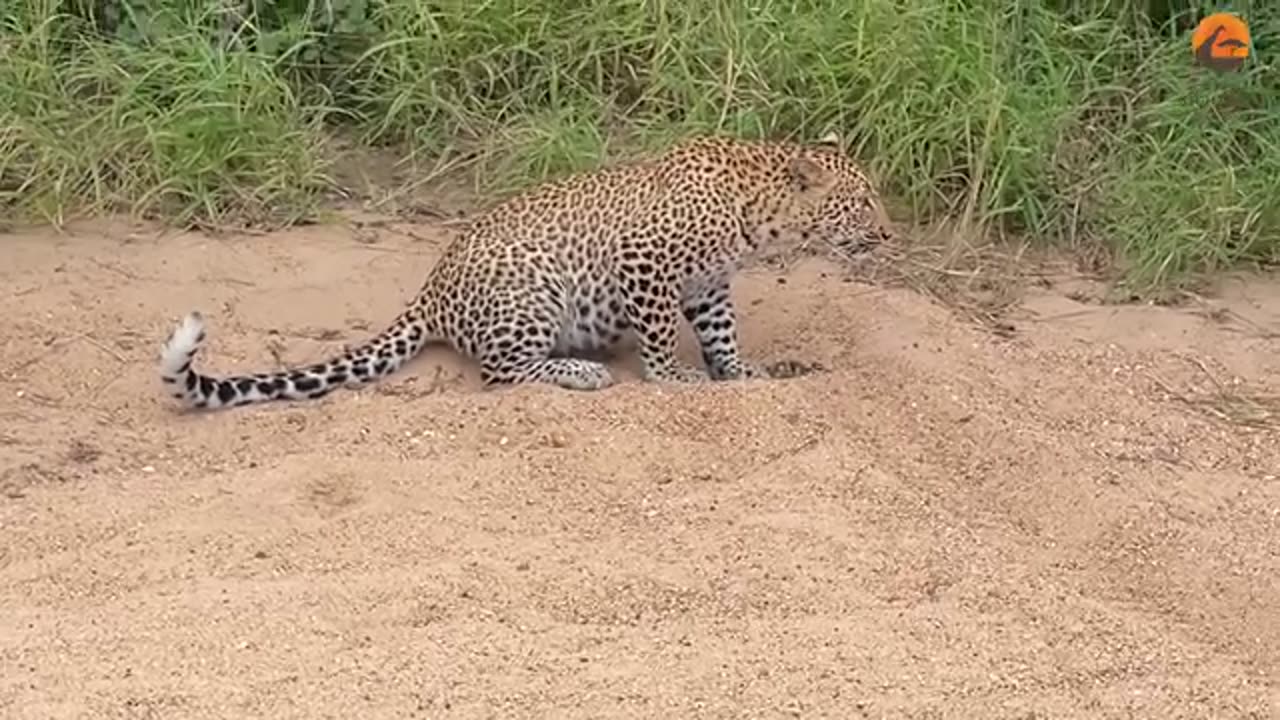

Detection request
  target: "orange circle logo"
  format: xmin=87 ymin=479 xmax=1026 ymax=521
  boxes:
xmin=1192 ymin=12 xmax=1250 ymax=72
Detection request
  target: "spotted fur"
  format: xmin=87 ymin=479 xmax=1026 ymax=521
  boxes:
xmin=158 ymin=133 xmax=894 ymax=410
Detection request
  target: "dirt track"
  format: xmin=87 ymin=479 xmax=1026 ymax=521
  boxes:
xmin=1 ymin=216 xmax=1278 ymax=719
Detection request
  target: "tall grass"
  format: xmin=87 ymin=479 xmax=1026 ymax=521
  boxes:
xmin=1 ymin=0 xmax=1277 ymax=291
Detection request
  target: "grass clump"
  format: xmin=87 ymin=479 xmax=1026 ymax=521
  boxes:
xmin=1 ymin=0 xmax=1277 ymax=292
xmin=0 ymin=2 xmax=331 ymax=228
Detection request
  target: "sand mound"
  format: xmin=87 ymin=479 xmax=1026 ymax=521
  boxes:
xmin=1 ymin=216 xmax=1277 ymax=718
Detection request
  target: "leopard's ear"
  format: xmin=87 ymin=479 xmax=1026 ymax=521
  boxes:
xmin=787 ymin=154 xmax=837 ymax=199
xmin=816 ymin=131 xmax=842 ymax=149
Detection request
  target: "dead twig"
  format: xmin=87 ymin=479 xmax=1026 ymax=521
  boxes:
xmin=1149 ymin=371 xmax=1280 ymax=430
xmin=3 ymin=322 xmax=130 ymax=378
xmin=29 ymin=320 xmax=129 ymax=364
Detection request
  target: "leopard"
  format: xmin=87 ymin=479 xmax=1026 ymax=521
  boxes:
xmin=158 ymin=132 xmax=895 ymax=410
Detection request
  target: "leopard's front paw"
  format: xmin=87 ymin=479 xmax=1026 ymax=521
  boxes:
xmin=709 ymin=359 xmax=769 ymax=381
xmin=646 ymin=363 xmax=711 ymax=384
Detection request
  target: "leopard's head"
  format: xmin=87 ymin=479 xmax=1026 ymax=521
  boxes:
xmin=783 ymin=132 xmax=896 ymax=255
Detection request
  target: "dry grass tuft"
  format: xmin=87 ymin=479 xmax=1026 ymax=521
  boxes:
xmin=817 ymin=219 xmax=1052 ymax=338
xmin=1151 ymin=356 xmax=1280 ymax=431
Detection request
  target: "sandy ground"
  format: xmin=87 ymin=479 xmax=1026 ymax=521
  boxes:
xmin=1 ymin=214 xmax=1278 ymax=720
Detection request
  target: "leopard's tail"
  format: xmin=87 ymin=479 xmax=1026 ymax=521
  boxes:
xmin=158 ymin=308 xmax=439 ymax=411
